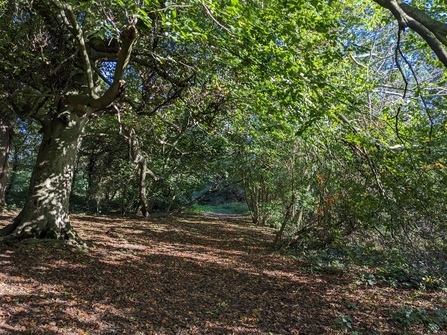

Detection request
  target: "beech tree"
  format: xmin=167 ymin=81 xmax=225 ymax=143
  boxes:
xmin=0 ymin=1 xmax=137 ymax=242
xmin=0 ymin=0 xmax=247 ymax=241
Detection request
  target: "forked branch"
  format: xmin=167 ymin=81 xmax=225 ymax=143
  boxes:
xmin=68 ymin=25 xmax=138 ymax=114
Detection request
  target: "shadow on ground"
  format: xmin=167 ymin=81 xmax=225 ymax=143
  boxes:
xmin=0 ymin=213 xmax=435 ymax=334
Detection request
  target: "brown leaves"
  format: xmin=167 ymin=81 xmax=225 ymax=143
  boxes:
xmin=0 ymin=213 xmax=445 ymax=334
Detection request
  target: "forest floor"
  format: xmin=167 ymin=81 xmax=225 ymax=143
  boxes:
xmin=0 ymin=212 xmax=446 ymax=335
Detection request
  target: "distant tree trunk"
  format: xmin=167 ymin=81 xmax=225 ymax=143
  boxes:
xmin=0 ymin=112 xmax=86 ymax=242
xmin=122 ymin=126 xmax=158 ymax=218
xmin=139 ymin=159 xmax=150 ymax=217
xmin=244 ymin=176 xmax=270 ymax=226
xmin=4 ymin=143 xmax=18 ymax=201
xmin=0 ymin=116 xmax=13 ymax=212
xmin=274 ymin=193 xmax=296 ymax=246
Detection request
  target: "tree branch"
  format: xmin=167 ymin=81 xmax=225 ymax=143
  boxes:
xmin=199 ymin=0 xmax=232 ymax=34
xmin=67 ymin=25 xmax=138 ymax=114
xmin=49 ymin=0 xmax=96 ymax=96
xmin=131 ymin=54 xmax=191 ymax=87
xmin=400 ymin=3 xmax=447 ymax=37
xmin=372 ymin=0 xmax=447 ymax=68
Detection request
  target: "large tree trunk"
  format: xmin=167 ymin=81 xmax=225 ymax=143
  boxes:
xmin=0 ymin=116 xmax=13 ymax=212
xmin=0 ymin=21 xmax=137 ymax=243
xmin=0 ymin=112 xmax=86 ymax=242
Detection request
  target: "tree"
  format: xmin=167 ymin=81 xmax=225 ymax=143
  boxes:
xmin=0 ymin=0 xmax=243 ymax=240
xmin=0 ymin=1 xmax=137 ymax=242
xmin=0 ymin=115 xmax=13 ymax=212
xmin=0 ymin=0 xmax=348 ymax=242
xmin=271 ymin=1 xmax=447 ymax=271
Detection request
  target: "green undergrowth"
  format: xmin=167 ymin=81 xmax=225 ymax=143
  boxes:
xmin=286 ymin=244 xmax=447 ymax=290
xmin=286 ymin=244 xmax=447 ymax=333
xmin=390 ymin=306 xmax=447 ymax=333
xmin=185 ymin=202 xmax=250 ymax=215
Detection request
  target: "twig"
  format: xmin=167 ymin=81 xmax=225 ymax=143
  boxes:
xmin=199 ymin=0 xmax=232 ymax=34
xmin=394 ymin=25 xmax=434 ymax=141
xmin=393 ymin=26 xmax=407 ymax=140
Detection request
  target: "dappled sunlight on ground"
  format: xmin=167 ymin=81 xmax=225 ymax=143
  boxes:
xmin=0 ymin=213 xmax=445 ymax=334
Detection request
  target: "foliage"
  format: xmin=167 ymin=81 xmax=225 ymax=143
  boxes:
xmin=334 ymin=313 xmax=353 ymax=333
xmin=220 ymin=2 xmax=447 ymax=291
xmin=0 ymin=0 xmax=446 ymax=289
xmin=289 ymin=243 xmax=447 ymax=290
xmin=2 ymin=2 xmax=447 ymax=333
xmin=186 ymin=202 xmax=249 ymax=215
xmin=391 ymin=306 xmax=447 ymax=332
xmin=5 ymin=119 xmax=41 ymax=208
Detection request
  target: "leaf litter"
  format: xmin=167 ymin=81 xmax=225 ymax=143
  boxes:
xmin=0 ymin=212 xmax=446 ymax=334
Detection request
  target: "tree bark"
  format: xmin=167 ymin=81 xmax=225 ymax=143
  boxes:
xmin=0 ymin=112 xmax=86 ymax=242
xmin=121 ymin=126 xmax=158 ymax=217
xmin=0 ymin=116 xmax=13 ymax=212
xmin=274 ymin=193 xmax=296 ymax=246
xmin=0 ymin=19 xmax=137 ymax=243
xmin=139 ymin=159 xmax=150 ymax=217
xmin=372 ymin=0 xmax=447 ymax=69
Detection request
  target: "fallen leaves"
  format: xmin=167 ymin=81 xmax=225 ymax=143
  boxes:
xmin=0 ymin=213 xmax=445 ymax=334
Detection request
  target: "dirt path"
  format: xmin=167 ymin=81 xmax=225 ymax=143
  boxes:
xmin=0 ymin=213 xmax=445 ymax=334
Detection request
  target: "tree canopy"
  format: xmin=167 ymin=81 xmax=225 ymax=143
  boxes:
xmin=0 ymin=0 xmax=446 ymax=282
xmin=2 ymin=2 xmax=447 ymax=333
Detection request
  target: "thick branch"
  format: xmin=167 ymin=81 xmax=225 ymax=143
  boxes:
xmin=400 ymin=3 xmax=447 ymax=37
xmin=92 ymin=25 xmax=138 ymax=108
xmin=115 ymin=26 xmax=138 ymax=81
xmin=50 ymin=0 xmax=96 ymax=95
xmin=68 ymin=25 xmax=138 ymax=113
xmin=372 ymin=0 xmax=447 ymax=68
